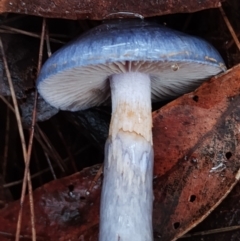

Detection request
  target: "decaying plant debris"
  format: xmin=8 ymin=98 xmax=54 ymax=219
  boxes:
xmin=0 ymin=0 xmax=223 ymax=20
xmin=0 ymin=0 xmax=240 ymax=240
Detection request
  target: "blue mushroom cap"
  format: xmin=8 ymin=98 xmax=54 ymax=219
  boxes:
xmin=37 ymin=19 xmax=226 ymax=111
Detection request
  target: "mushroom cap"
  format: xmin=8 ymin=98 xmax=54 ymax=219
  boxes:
xmin=37 ymin=19 xmax=226 ymax=111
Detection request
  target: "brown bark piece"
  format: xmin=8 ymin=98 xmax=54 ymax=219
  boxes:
xmin=1 ymin=64 xmax=240 ymax=240
xmin=0 ymin=0 xmax=223 ymax=20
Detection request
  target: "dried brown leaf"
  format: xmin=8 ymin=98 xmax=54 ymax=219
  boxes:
xmin=0 ymin=0 xmax=223 ymax=20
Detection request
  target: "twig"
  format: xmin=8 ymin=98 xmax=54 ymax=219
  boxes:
xmin=15 ymin=18 xmax=46 ymax=241
xmin=86 ymin=165 xmax=103 ymax=194
xmin=36 ymin=124 xmax=67 ymax=172
xmin=225 ymin=33 xmax=240 ymax=49
xmin=3 ymin=145 xmax=90 ymax=188
xmin=0 ymin=25 xmax=65 ymax=44
xmin=45 ymin=23 xmax=52 ymax=57
xmin=33 ymin=131 xmax=61 ymax=165
xmin=0 ymin=95 xmax=15 ymax=112
xmin=2 ymin=97 xmax=10 ymax=180
xmin=0 ymin=231 xmax=44 ymax=240
xmin=0 ymin=29 xmax=19 ymax=34
xmin=0 ymin=33 xmax=33 ymax=241
xmin=44 ymin=152 xmax=57 ymax=180
xmin=54 ymin=120 xmax=78 ymax=172
xmin=180 ymin=225 xmax=240 ymax=239
xmin=0 ymin=35 xmax=27 ymax=175
xmin=33 ymin=147 xmax=44 ymax=186
xmin=219 ymin=5 xmax=240 ymax=52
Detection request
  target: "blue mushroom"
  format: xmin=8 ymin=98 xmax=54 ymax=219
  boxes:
xmin=37 ymin=19 xmax=226 ymax=241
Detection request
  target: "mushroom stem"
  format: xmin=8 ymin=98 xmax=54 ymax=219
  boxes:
xmin=100 ymin=72 xmax=154 ymax=241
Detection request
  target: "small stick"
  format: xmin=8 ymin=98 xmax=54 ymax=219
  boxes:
xmin=2 ymin=97 xmax=10 ymax=180
xmin=34 ymin=131 xmax=62 ymax=164
xmin=44 ymin=152 xmax=57 ymax=180
xmin=180 ymin=225 xmax=240 ymax=239
xmin=0 ymin=95 xmax=15 ymax=112
xmin=15 ymin=17 xmax=46 ymax=241
xmin=0 ymin=231 xmax=44 ymax=240
xmin=36 ymin=125 xmax=67 ymax=172
xmin=0 ymin=35 xmax=33 ymax=241
xmin=0 ymin=25 xmax=65 ymax=44
xmin=225 ymin=33 xmax=240 ymax=49
xmin=86 ymin=165 xmax=103 ymax=194
xmin=0 ymin=29 xmax=18 ymax=34
xmin=219 ymin=5 xmax=240 ymax=51
xmin=33 ymin=148 xmax=44 ymax=186
xmin=45 ymin=23 xmax=52 ymax=57
xmin=55 ymin=122 xmax=78 ymax=172
xmin=3 ymin=145 xmax=90 ymax=188
xmin=0 ymin=36 xmax=28 ymax=174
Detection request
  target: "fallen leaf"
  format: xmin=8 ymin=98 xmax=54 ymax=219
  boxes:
xmin=0 ymin=164 xmax=101 ymax=241
xmin=0 ymin=0 xmax=223 ymax=20
xmin=153 ymin=64 xmax=240 ymax=240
